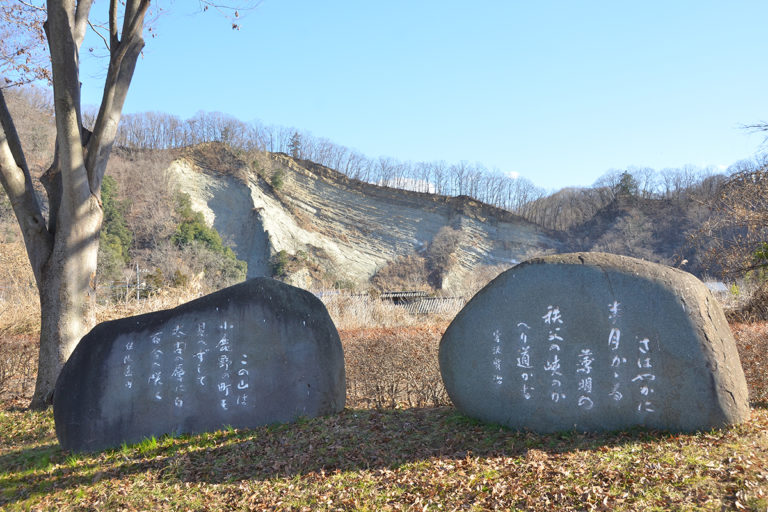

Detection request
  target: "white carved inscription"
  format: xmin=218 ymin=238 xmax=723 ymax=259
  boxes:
xmin=149 ymin=331 xmax=164 ymax=401
xmin=608 ymin=301 xmax=626 ymax=402
xmin=542 ymin=305 xmax=565 ymax=403
xmin=195 ymin=322 xmax=209 ymax=387
xmin=171 ymin=324 xmax=186 ymax=408
xmin=122 ymin=340 xmax=135 ymax=389
xmin=576 ymin=347 xmax=594 ymax=410
xmin=633 ymin=337 xmax=656 ymax=412
xmin=491 ymin=329 xmax=503 ymax=386
xmin=516 ymin=322 xmax=533 ymax=399
xmin=120 ymin=318 xmax=252 ymax=413
xmin=236 ymin=354 xmax=250 ymax=407
xmin=489 ymin=298 xmax=658 ymax=414
xmin=217 ymin=321 xmax=233 ymax=411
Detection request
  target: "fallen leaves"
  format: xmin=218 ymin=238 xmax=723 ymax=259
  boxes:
xmin=2 ymin=404 xmax=768 ymax=510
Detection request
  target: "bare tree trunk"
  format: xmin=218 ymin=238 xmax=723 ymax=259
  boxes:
xmin=26 ymin=0 xmax=148 ymax=409
xmin=30 ymin=194 xmax=102 ymax=409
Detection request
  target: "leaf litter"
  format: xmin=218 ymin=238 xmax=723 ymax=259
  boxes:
xmin=0 ymin=405 xmax=766 ymax=511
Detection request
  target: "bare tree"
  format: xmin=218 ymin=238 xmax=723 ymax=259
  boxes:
xmin=696 ymin=157 xmax=768 ymax=278
xmin=743 ymin=121 xmax=768 ymax=147
xmin=631 ymin=166 xmax=658 ymax=199
xmin=0 ymin=0 xmax=255 ymax=409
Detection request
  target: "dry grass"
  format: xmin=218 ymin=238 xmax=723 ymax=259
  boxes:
xmin=1 ymin=249 xmax=768 ymax=509
xmin=0 ymin=241 xmax=39 ymax=337
xmin=320 ymin=292 xmax=462 ymax=330
xmin=0 ymin=335 xmax=36 ymax=402
xmin=2 ymin=405 xmax=767 ymax=510
xmin=0 ymin=236 xmax=208 ymax=401
xmin=325 ymin=294 xmax=457 ymax=410
xmin=1 ymin=219 xmax=767 ymax=413
xmin=3 ymin=279 xmax=768 ymax=411
xmin=341 ymin=325 xmax=449 ymax=409
xmin=727 ymin=281 xmax=768 ymax=323
xmin=731 ymin=321 xmax=768 ymax=405
xmin=369 ymin=254 xmax=431 ymax=292
xmin=90 ymin=285 xmax=207 ymax=326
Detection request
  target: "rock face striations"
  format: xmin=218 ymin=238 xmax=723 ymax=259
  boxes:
xmin=167 ymin=148 xmax=563 ymax=290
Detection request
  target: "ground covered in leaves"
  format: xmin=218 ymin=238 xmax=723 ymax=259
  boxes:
xmin=1 ymin=405 xmax=767 ymax=511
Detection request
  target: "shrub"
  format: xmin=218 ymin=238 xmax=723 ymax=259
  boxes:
xmin=426 ymin=226 xmax=463 ymax=289
xmin=0 ymin=335 xmax=37 ymax=401
xmin=97 ymin=175 xmax=133 ymax=282
xmin=727 ymin=281 xmax=768 ymax=323
xmin=144 ymin=268 xmax=165 ymax=292
xmin=730 ymin=322 xmax=768 ymax=404
xmin=171 ymin=192 xmax=247 ymax=284
xmin=370 ymin=254 xmax=429 ymax=291
xmin=0 ymin=240 xmax=40 ymax=336
xmin=178 ymin=241 xmax=247 ymax=290
xmin=270 ymin=250 xmax=289 ymax=278
xmin=172 ymin=194 xmax=224 ymax=251
xmin=100 ymin=176 xmax=133 ymax=259
xmin=270 ymin=168 xmax=286 ymax=190
xmin=171 ymin=269 xmax=189 ymax=288
xmin=341 ymin=326 xmax=450 ymax=408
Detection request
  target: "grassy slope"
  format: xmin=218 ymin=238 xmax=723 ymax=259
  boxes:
xmin=1 ymin=405 xmax=767 ymax=511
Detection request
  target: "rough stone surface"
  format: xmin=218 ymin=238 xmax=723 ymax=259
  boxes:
xmin=54 ymin=278 xmax=345 ymax=452
xmin=439 ymin=252 xmax=750 ymax=433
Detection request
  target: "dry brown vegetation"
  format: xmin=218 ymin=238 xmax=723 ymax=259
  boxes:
xmin=0 ymin=240 xmax=39 ymax=336
xmin=342 ymin=325 xmax=449 ymax=409
xmin=2 ymin=398 xmax=768 ymax=510
xmin=697 ymin=160 xmax=768 ymax=279
xmin=320 ymin=292 xmax=463 ymax=330
xmin=370 ymin=254 xmax=431 ymax=291
xmin=730 ymin=322 xmax=768 ymax=405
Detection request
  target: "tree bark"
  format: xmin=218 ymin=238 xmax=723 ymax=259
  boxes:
xmin=32 ymin=198 xmax=101 ymax=408
xmin=25 ymin=0 xmax=148 ymax=409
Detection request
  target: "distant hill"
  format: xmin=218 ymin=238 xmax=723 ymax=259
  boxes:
xmin=521 ymin=183 xmax=718 ymax=277
xmin=167 ymin=143 xmax=563 ymax=293
xmin=565 ymin=196 xmax=711 ymax=275
xmin=161 ymin=143 xmax=726 ymax=294
xmin=0 ymin=87 xmax=727 ymax=296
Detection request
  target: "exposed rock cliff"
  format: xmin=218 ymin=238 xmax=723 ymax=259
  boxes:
xmin=167 ymin=145 xmax=563 ymax=291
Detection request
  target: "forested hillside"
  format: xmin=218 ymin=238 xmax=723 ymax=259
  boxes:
xmin=2 ymin=85 xmax=766 ymax=297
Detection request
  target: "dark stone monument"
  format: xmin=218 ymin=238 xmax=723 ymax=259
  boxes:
xmin=54 ymin=278 xmax=345 ymax=452
xmin=439 ymin=253 xmax=750 ymax=433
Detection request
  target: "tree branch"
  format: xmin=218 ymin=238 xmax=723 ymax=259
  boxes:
xmin=73 ymin=0 xmax=94 ymax=49
xmin=18 ymin=0 xmax=45 ymax=12
xmin=0 ymin=88 xmax=52 ymax=286
xmin=121 ymin=0 xmax=141 ymax=41
xmin=88 ymin=19 xmax=110 ymax=51
xmin=85 ymin=0 xmax=149 ymax=192
xmin=109 ymin=0 xmax=118 ymax=48
xmin=123 ymin=0 xmax=151 ymax=47
xmin=46 ymin=0 xmax=90 ymax=207
xmin=741 ymin=121 xmax=768 ymax=147
xmin=741 ymin=122 xmax=768 ymax=132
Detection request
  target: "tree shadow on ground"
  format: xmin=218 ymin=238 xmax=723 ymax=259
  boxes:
xmin=2 ymin=405 xmax=763 ymax=506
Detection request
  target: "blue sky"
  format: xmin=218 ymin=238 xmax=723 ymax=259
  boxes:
xmin=79 ymin=1 xmax=768 ymax=190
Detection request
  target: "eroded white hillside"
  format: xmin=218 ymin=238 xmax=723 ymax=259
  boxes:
xmin=167 ymin=151 xmax=562 ymax=291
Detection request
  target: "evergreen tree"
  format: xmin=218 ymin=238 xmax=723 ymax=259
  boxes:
xmin=288 ymin=131 xmax=302 ymax=158
xmin=617 ymin=171 xmax=639 ymax=198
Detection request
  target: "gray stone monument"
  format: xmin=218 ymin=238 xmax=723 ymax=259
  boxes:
xmin=54 ymin=278 xmax=345 ymax=452
xmin=439 ymin=252 xmax=750 ymax=433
